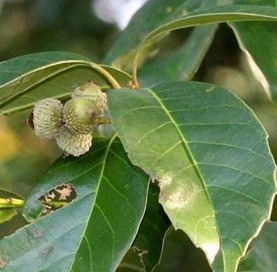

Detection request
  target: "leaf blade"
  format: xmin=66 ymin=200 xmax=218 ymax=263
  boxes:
xmin=107 ymin=81 xmax=276 ymax=272
xmin=0 ymin=138 xmax=149 ymax=272
xmin=0 ymin=52 xmax=131 ymax=115
xmin=132 ymin=5 xmax=277 ymax=85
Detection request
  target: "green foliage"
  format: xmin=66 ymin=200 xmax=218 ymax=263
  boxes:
xmin=0 ymin=1 xmax=276 ymax=272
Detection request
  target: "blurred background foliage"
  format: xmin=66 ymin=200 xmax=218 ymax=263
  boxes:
xmin=0 ymin=0 xmax=276 ymax=271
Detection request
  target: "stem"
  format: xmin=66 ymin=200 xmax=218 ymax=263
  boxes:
xmin=132 ymin=53 xmax=141 ymax=89
xmin=0 ymin=197 xmax=25 ymax=208
xmin=89 ymin=63 xmax=121 ymax=89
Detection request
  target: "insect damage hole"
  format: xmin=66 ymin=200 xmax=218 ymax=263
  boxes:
xmin=38 ymin=183 xmax=77 ymax=216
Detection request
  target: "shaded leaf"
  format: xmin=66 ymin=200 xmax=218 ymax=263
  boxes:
xmin=0 ymin=52 xmax=131 ymax=115
xmin=139 ymin=24 xmax=218 ymax=86
xmin=132 ymin=5 xmax=277 ymax=85
xmin=228 ymin=0 xmax=277 ymax=99
xmin=107 ymin=81 xmax=276 ymax=272
xmin=155 ymin=227 xmax=212 ymax=272
xmin=0 ymin=138 xmax=149 ymax=272
xmin=118 ymin=183 xmax=170 ymax=272
xmin=104 ymin=0 xmax=208 ymax=67
xmin=238 ymin=222 xmax=277 ymax=272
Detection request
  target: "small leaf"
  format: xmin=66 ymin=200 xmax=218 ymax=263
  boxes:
xmin=0 ymin=52 xmax=131 ymax=115
xmin=237 ymin=222 xmax=277 ymax=272
xmin=0 ymin=138 xmax=149 ymax=271
xmin=107 ymin=81 xmax=276 ymax=272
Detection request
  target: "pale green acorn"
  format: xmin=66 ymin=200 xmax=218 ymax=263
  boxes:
xmin=71 ymin=81 xmax=107 ymax=115
xmin=55 ymin=127 xmax=92 ymax=157
xmin=33 ymin=98 xmax=63 ymax=139
xmin=63 ymin=98 xmax=99 ymax=135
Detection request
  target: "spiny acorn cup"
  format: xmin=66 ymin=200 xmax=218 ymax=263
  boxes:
xmin=71 ymin=80 xmax=107 ymax=115
xmin=33 ymin=98 xmax=63 ymax=139
xmin=55 ymin=126 xmax=92 ymax=157
xmin=63 ymin=98 xmax=100 ymax=135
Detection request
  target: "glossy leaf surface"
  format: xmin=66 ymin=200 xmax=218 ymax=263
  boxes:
xmin=0 ymin=138 xmax=149 ymax=272
xmin=0 ymin=52 xmax=131 ymax=115
xmin=108 ymin=81 xmax=276 ymax=272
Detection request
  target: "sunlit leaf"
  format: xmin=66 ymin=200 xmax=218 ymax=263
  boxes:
xmin=108 ymin=81 xmax=276 ymax=272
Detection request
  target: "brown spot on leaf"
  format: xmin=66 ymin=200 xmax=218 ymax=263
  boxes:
xmin=28 ymin=226 xmax=45 ymax=239
xmin=41 ymin=246 xmax=54 ymax=259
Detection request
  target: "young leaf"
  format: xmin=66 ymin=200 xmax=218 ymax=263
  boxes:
xmin=0 ymin=138 xmax=149 ymax=271
xmin=237 ymin=222 xmax=277 ymax=271
xmin=107 ymin=81 xmax=276 ymax=272
xmin=132 ymin=5 xmax=277 ymax=87
xmin=0 ymin=52 xmax=131 ymax=115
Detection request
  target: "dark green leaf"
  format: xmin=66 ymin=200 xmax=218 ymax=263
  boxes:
xmin=238 ymin=222 xmax=277 ymax=272
xmin=107 ymin=81 xmax=276 ymax=272
xmin=155 ymin=227 xmax=212 ymax=272
xmin=0 ymin=52 xmax=131 ymax=115
xmin=0 ymin=138 xmax=149 ymax=272
xmin=133 ymin=5 xmax=277 ymax=84
xmin=118 ymin=184 xmax=170 ymax=272
xmin=104 ymin=0 xmax=208 ymax=67
xmin=139 ymin=25 xmax=218 ymax=86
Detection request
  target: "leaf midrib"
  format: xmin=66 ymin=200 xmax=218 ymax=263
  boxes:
xmin=147 ymin=87 xmax=214 ymax=206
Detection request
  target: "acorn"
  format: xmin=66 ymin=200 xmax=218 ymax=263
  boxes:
xmin=71 ymin=81 xmax=107 ymax=114
xmin=55 ymin=127 xmax=92 ymax=157
xmin=63 ymin=98 xmax=98 ymax=135
xmin=33 ymin=98 xmax=63 ymax=139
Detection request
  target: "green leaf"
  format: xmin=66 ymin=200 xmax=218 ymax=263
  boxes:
xmin=0 ymin=52 xmax=131 ymax=115
xmin=238 ymin=222 xmax=277 ymax=272
xmin=156 ymin=227 xmax=212 ymax=271
xmin=132 ymin=5 xmax=277 ymax=85
xmin=0 ymin=138 xmax=149 ymax=272
xmin=139 ymin=24 xmax=218 ymax=86
xmin=118 ymin=184 xmax=170 ymax=271
xmin=104 ymin=0 xmax=207 ymax=67
xmin=107 ymin=81 xmax=276 ymax=272
xmin=0 ymin=209 xmax=17 ymax=224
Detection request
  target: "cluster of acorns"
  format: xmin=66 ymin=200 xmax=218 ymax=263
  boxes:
xmin=29 ymin=81 xmax=107 ymax=156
